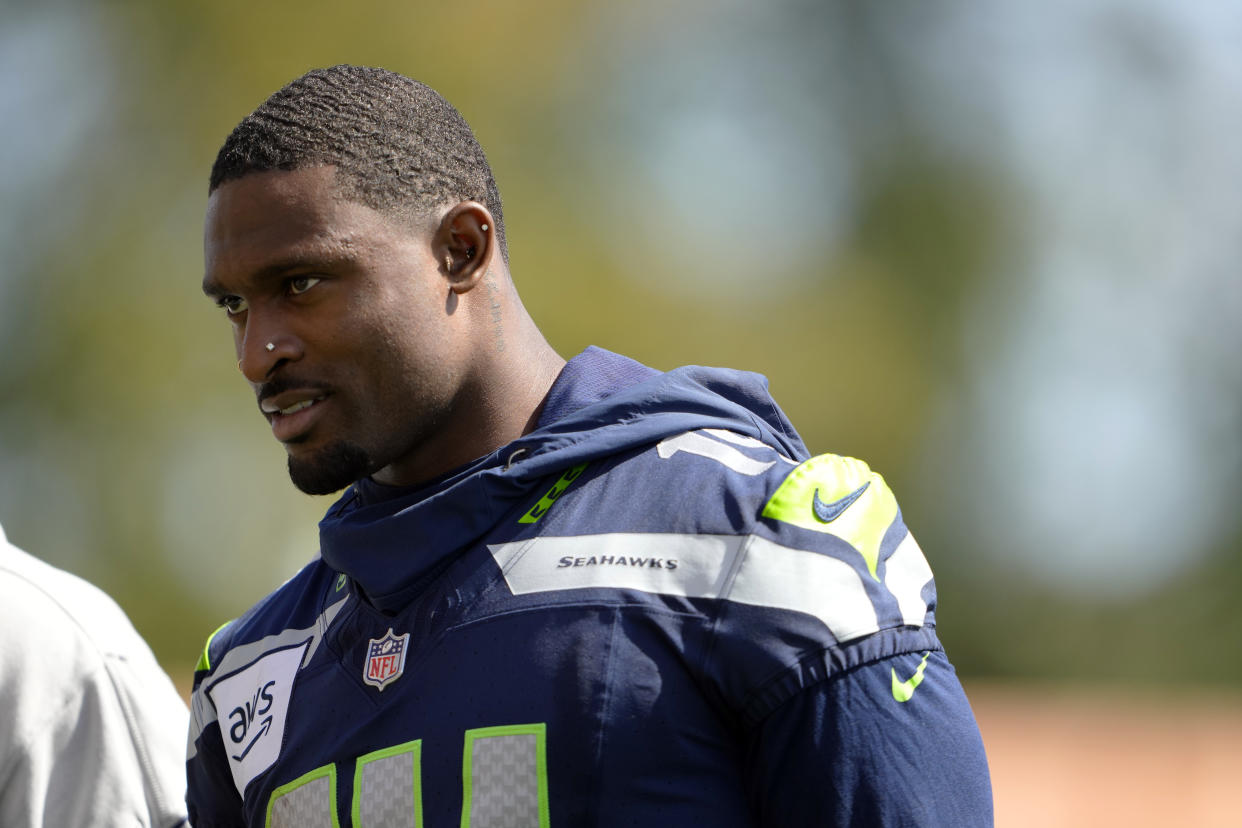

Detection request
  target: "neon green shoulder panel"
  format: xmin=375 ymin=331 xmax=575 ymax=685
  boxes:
xmin=761 ymin=454 xmax=898 ymax=581
xmin=195 ymin=620 xmax=232 ymax=673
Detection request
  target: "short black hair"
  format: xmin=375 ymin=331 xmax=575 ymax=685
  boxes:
xmin=210 ymin=65 xmax=508 ymax=262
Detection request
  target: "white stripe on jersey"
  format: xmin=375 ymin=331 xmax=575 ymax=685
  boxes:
xmin=488 ymin=532 xmax=909 ymax=644
xmin=884 ymin=533 xmax=934 ymax=627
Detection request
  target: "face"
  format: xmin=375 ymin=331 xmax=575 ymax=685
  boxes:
xmin=203 ymin=166 xmax=471 ymax=494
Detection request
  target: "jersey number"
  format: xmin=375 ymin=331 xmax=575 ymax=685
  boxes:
xmin=265 ymin=723 xmax=549 ymax=828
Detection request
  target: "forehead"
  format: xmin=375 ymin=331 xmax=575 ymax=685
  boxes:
xmin=203 ymin=166 xmax=422 ymax=291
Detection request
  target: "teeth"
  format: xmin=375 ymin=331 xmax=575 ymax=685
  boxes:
xmin=278 ymin=397 xmax=323 ymax=416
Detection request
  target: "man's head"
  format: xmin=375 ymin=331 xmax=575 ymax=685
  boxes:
xmin=203 ymin=68 xmax=559 ymax=496
xmin=210 ymin=64 xmax=508 ymax=263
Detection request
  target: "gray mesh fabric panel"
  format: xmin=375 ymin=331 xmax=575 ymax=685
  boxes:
xmin=358 ymin=749 xmax=417 ymax=827
xmin=469 ymin=733 xmax=539 ymax=828
xmin=269 ymin=774 xmax=335 ymax=828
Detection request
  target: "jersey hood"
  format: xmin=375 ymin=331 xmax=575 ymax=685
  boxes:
xmin=318 ymin=346 xmax=809 ymax=612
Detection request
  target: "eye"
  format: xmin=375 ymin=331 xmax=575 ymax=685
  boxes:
xmin=288 ymin=276 xmax=322 ymax=295
xmin=217 ymin=295 xmax=248 ymax=316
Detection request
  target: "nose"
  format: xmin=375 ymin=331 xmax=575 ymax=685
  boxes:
xmin=237 ymin=324 xmax=300 ymax=382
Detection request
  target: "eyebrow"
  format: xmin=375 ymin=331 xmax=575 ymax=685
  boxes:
xmin=202 ymin=249 xmax=358 ymax=299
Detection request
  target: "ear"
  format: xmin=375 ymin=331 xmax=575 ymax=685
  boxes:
xmin=433 ymin=201 xmax=496 ymax=294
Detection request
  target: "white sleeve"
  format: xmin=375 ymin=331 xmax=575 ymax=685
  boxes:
xmin=0 ymin=532 xmax=189 ymax=828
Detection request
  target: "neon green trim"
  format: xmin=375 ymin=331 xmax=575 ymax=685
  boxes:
xmin=518 ymin=463 xmax=589 ymax=524
xmin=891 ymin=652 xmax=931 ymax=702
xmin=265 ymin=762 xmax=339 ymax=828
xmin=335 ymin=573 xmax=347 ymax=592
xmin=461 ymin=723 xmax=549 ymax=828
xmin=353 ymin=740 xmax=422 ymax=828
xmin=195 ymin=620 xmax=232 ymax=673
xmin=761 ymin=454 xmax=898 ymax=581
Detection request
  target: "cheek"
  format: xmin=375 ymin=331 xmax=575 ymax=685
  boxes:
xmin=347 ymin=275 xmax=462 ymax=376
xmin=373 ymin=300 xmax=456 ymax=361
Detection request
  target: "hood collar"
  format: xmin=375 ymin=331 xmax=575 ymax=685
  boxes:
xmin=318 ymin=346 xmax=807 ymax=612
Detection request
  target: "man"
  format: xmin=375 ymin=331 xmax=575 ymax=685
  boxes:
xmin=0 ymin=522 xmax=189 ymax=827
xmin=187 ymin=65 xmax=992 ymax=826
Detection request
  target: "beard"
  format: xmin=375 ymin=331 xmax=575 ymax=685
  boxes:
xmin=287 ymin=440 xmax=373 ymax=495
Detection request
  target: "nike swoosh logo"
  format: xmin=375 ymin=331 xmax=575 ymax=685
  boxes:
xmin=231 ymin=716 xmax=273 ymax=761
xmin=812 ymin=481 xmax=870 ymax=523
xmin=891 ymin=652 xmax=931 ymax=702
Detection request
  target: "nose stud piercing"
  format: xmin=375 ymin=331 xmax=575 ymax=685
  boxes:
xmin=238 ymin=343 xmax=276 ymax=370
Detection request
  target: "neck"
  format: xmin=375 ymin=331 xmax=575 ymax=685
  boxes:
xmin=473 ymin=291 xmax=566 ymax=441
xmin=370 ymin=269 xmax=565 ymax=488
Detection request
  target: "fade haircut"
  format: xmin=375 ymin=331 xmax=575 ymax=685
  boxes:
xmin=210 ymin=65 xmax=508 ymax=262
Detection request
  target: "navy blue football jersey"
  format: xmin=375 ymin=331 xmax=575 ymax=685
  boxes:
xmin=186 ymin=348 xmax=992 ymax=827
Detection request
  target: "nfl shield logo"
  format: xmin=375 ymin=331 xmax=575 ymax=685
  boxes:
xmin=363 ymin=628 xmax=410 ymax=691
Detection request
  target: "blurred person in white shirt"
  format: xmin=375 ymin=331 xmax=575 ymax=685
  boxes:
xmin=0 ymin=521 xmax=189 ymax=827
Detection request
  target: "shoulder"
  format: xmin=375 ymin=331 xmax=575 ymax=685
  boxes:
xmin=186 ymin=555 xmax=346 ymax=807
xmin=193 ymin=555 xmax=343 ymax=679
xmin=0 ymin=533 xmax=161 ymax=682
xmin=188 ymin=555 xmax=344 ymax=747
xmin=528 ymin=427 xmax=801 ymax=536
xmin=508 ymin=432 xmax=942 ymax=722
xmin=537 ymin=425 xmax=919 ymax=565
xmin=0 ymin=530 xmax=189 ymax=827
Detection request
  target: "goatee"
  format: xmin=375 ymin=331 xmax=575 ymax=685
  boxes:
xmin=288 ymin=441 xmax=373 ymax=495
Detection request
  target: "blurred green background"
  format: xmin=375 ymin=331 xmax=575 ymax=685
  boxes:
xmin=1 ymin=0 xmax=1239 ymax=693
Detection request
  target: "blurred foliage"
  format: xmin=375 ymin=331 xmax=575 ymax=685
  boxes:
xmin=0 ymin=0 xmax=1238 ymax=692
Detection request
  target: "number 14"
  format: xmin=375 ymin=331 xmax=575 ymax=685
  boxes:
xmin=265 ymin=723 xmax=549 ymax=828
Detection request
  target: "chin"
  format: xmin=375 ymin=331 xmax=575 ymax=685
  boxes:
xmin=287 ymin=441 xmax=373 ymax=495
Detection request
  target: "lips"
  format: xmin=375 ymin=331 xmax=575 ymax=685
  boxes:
xmin=262 ymin=395 xmax=325 ymax=416
xmin=258 ymin=389 xmax=330 ymax=443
